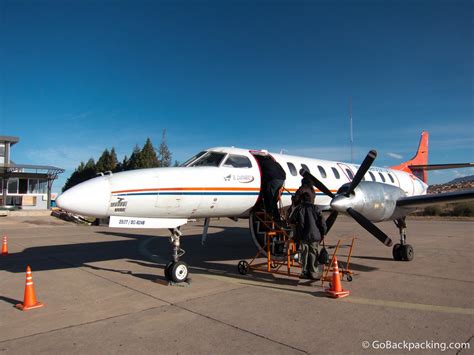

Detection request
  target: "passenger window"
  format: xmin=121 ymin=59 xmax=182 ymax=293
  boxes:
xmin=190 ymin=152 xmax=227 ymax=167
xmin=318 ymin=166 xmax=327 ymax=178
xmin=369 ymin=171 xmax=376 ymax=181
xmin=301 ymin=164 xmax=310 ymax=173
xmin=388 ymin=173 xmax=395 ymax=183
xmin=346 ymin=169 xmax=354 ymax=180
xmin=331 ymin=167 xmax=340 ymax=179
xmin=378 ymin=172 xmax=386 ymax=182
xmin=287 ymin=162 xmax=297 ymax=176
xmin=223 ymin=154 xmax=252 ymax=168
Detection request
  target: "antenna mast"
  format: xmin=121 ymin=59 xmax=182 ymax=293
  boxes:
xmin=349 ymin=96 xmax=354 ymax=163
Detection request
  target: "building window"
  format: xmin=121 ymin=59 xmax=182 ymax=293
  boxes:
xmin=287 ymin=162 xmax=297 ymax=176
xmin=331 ymin=167 xmax=340 ymax=179
xmin=28 ymin=179 xmax=38 ymax=193
xmin=369 ymin=172 xmax=376 ymax=181
xmin=317 ymin=166 xmax=327 ymax=178
xmin=0 ymin=144 xmax=4 ymax=165
xmin=19 ymin=179 xmax=28 ymax=194
xmin=7 ymin=178 xmax=18 ymax=194
xmin=38 ymin=180 xmax=48 ymax=193
xmin=378 ymin=172 xmax=386 ymax=183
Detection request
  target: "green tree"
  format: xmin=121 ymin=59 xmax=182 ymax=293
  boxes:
xmin=140 ymin=138 xmax=160 ymax=168
xmin=158 ymin=129 xmax=172 ymax=167
xmin=127 ymin=145 xmax=143 ymax=170
xmin=62 ymin=158 xmax=97 ymax=192
xmin=115 ymin=154 xmax=128 ymax=172
xmin=96 ymin=148 xmax=117 ymax=173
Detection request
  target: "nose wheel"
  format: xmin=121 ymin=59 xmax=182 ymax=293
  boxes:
xmin=165 ymin=261 xmax=189 ymax=282
xmin=164 ymin=228 xmax=189 ymax=283
xmin=393 ymin=218 xmax=414 ymax=261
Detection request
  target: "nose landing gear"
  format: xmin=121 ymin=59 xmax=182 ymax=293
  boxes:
xmin=165 ymin=228 xmax=189 ymax=283
xmin=392 ymin=218 xmax=414 ymax=261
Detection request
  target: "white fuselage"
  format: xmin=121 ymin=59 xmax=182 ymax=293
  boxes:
xmin=56 ymin=147 xmax=428 ymax=220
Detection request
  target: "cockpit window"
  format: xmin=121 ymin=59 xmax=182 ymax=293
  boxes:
xmin=223 ymin=154 xmax=252 ymax=168
xmin=189 ymin=151 xmax=227 ymax=167
xmin=181 ymin=151 xmax=206 ymax=167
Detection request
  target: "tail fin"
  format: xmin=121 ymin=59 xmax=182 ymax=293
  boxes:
xmin=391 ymin=131 xmax=429 ymax=183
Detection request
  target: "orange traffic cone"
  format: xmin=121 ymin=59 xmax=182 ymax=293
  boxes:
xmin=1 ymin=235 xmax=8 ymax=256
xmin=324 ymin=255 xmax=350 ymax=298
xmin=16 ymin=266 xmax=44 ymax=311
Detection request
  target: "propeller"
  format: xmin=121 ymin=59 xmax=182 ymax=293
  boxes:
xmin=300 ymin=150 xmax=393 ymax=247
xmin=300 ymin=167 xmax=335 ymax=198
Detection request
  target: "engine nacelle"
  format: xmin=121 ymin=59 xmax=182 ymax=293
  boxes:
xmin=333 ymin=182 xmax=407 ymax=222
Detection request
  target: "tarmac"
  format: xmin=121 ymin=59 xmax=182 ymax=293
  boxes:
xmin=0 ymin=215 xmax=473 ymax=354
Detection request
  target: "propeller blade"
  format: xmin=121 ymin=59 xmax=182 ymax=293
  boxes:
xmin=346 ymin=207 xmax=393 ymax=246
xmin=345 ymin=150 xmax=377 ymax=196
xmin=325 ymin=211 xmax=338 ymax=233
xmin=300 ymin=168 xmax=335 ymax=198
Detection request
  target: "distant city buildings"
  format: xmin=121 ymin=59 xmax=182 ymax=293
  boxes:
xmin=0 ymin=136 xmax=64 ymax=210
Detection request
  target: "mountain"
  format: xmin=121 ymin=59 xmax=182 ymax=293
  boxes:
xmin=428 ymin=177 xmax=474 ymax=194
xmin=448 ymin=175 xmax=474 ymax=184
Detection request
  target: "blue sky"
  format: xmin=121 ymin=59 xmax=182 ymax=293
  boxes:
xmin=1 ymin=0 xmax=472 ymax=193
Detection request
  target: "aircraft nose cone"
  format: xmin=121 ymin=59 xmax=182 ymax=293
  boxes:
xmin=330 ymin=194 xmax=352 ymax=212
xmin=56 ymin=177 xmax=110 ymax=217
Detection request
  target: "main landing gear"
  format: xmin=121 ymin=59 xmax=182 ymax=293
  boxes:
xmin=164 ymin=228 xmax=189 ymax=283
xmin=392 ymin=217 xmax=414 ymax=261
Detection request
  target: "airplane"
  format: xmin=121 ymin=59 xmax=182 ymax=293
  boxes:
xmin=56 ymin=131 xmax=474 ymax=283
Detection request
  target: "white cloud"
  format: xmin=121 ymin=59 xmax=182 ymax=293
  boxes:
xmin=387 ymin=152 xmax=403 ymax=159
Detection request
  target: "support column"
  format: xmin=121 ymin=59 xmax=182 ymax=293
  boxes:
xmin=47 ymin=179 xmax=53 ymax=210
xmin=1 ymin=178 xmax=6 ymax=207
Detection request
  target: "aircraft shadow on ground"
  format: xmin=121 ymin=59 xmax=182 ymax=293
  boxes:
xmin=0 ymin=226 xmax=378 ymax=280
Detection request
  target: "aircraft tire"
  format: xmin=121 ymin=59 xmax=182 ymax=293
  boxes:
xmin=171 ymin=261 xmax=189 ymax=283
xmin=392 ymin=244 xmax=403 ymax=261
xmin=400 ymin=244 xmax=414 ymax=261
xmin=164 ymin=261 xmax=174 ymax=280
xmin=238 ymin=260 xmax=249 ymax=275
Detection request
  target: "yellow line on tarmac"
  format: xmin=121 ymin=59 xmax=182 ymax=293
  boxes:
xmin=140 ymin=237 xmax=474 ymax=317
xmin=202 ymin=274 xmax=474 ymax=316
xmin=341 ymin=297 xmax=474 ymax=316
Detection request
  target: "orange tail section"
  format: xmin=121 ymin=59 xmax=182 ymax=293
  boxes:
xmin=391 ymin=131 xmax=429 ymax=183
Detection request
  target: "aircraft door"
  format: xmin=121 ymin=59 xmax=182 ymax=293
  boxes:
xmin=337 ymin=163 xmax=355 ymax=183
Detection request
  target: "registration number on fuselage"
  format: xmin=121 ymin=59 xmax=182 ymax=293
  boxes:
xmin=109 ymin=216 xmax=188 ymax=229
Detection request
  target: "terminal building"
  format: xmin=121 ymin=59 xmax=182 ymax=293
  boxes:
xmin=0 ymin=136 xmax=64 ymax=210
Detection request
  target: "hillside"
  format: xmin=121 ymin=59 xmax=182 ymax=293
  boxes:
xmin=428 ymin=179 xmax=474 ymax=194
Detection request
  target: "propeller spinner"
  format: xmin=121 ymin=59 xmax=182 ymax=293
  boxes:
xmin=300 ymin=150 xmax=393 ymax=247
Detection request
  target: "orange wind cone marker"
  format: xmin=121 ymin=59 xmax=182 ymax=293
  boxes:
xmin=16 ymin=266 xmax=44 ymax=311
xmin=324 ymin=255 xmax=350 ymax=299
xmin=1 ymin=235 xmax=8 ymax=256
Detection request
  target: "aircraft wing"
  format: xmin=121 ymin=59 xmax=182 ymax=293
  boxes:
xmin=396 ymin=189 xmax=474 ymax=208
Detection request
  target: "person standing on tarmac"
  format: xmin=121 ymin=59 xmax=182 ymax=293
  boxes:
xmin=289 ymin=191 xmax=327 ymax=280
xmin=259 ymin=156 xmax=286 ymax=222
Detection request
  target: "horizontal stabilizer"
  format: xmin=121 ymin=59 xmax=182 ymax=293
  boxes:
xmin=396 ymin=189 xmax=474 ymax=208
xmin=408 ymin=163 xmax=474 ymax=171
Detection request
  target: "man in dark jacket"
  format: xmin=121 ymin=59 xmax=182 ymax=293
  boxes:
xmin=289 ymin=191 xmax=327 ymax=280
xmin=260 ymin=156 xmax=286 ymax=222
xmin=292 ymin=177 xmax=316 ymax=206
